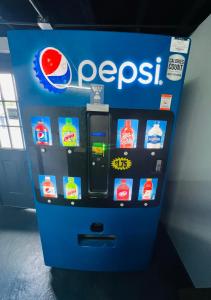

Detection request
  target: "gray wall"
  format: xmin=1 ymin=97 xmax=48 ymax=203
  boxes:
xmin=0 ymin=54 xmax=12 ymax=71
xmin=162 ymin=15 xmax=211 ymax=288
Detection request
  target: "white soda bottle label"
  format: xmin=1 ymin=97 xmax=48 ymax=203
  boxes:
xmin=147 ymin=123 xmax=162 ymax=149
xmin=143 ymin=190 xmax=152 ymax=200
xmin=148 ymin=135 xmax=161 ymax=144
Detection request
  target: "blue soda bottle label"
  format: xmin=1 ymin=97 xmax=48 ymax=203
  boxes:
xmin=148 ymin=135 xmax=161 ymax=144
xmin=36 ymin=130 xmax=49 ymax=143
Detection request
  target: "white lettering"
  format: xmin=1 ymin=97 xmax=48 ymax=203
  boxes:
xmin=99 ymin=60 xmax=117 ymax=82
xmin=76 ymin=58 xmax=163 ymax=89
xmin=118 ymin=61 xmax=138 ymax=90
xmin=78 ymin=59 xmax=97 ymax=87
xmin=154 ymin=57 xmax=161 ymax=84
xmin=138 ymin=63 xmax=153 ymax=84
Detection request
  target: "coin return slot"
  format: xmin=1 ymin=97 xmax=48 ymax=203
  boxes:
xmin=155 ymin=159 xmax=162 ymax=173
xmin=78 ymin=234 xmax=116 ymax=247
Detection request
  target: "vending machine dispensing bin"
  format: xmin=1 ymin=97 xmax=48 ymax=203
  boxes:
xmin=8 ymin=30 xmax=190 ymax=271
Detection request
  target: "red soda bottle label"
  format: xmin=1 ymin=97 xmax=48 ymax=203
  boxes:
xmin=43 ymin=181 xmax=56 ymax=198
xmin=143 ymin=180 xmax=153 ymax=200
xmin=120 ymin=120 xmax=134 ymax=148
xmin=116 ymin=180 xmax=130 ymax=201
xmin=63 ymin=132 xmax=76 ymax=142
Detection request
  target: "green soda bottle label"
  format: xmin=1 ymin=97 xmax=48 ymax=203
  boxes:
xmin=66 ymin=178 xmax=78 ymax=199
xmin=62 ymin=118 xmax=77 ymax=146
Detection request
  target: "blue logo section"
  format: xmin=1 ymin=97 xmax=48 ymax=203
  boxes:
xmin=8 ymin=31 xmax=190 ymax=110
xmin=33 ymin=47 xmax=72 ymax=93
xmin=144 ymin=120 xmax=167 ymax=149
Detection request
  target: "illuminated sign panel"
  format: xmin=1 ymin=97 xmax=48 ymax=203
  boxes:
xmin=34 ymin=47 xmax=163 ymax=92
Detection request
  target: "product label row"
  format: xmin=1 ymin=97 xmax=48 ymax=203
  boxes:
xmin=39 ymin=175 xmax=158 ymax=201
xmin=32 ymin=116 xmax=167 ymax=149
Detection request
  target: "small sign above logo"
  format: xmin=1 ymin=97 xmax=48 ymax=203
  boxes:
xmin=170 ymin=37 xmax=190 ymax=54
xmin=90 ymin=84 xmax=104 ymax=104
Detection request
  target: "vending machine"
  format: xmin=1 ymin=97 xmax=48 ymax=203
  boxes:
xmin=8 ymin=30 xmax=190 ymax=271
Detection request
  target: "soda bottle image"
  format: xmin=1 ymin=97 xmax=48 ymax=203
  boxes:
xmin=147 ymin=122 xmax=163 ymax=149
xmin=42 ymin=176 xmax=56 ymax=198
xmin=65 ymin=177 xmax=78 ymax=199
xmin=120 ymin=120 xmax=134 ymax=148
xmin=116 ymin=179 xmax=130 ymax=201
xmin=35 ymin=121 xmax=49 ymax=145
xmin=142 ymin=178 xmax=153 ymax=200
xmin=62 ymin=118 xmax=77 ymax=146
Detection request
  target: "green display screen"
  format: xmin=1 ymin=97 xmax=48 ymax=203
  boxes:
xmin=92 ymin=142 xmax=106 ymax=156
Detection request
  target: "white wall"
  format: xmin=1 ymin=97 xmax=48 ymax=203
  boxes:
xmin=162 ymin=15 xmax=211 ymax=288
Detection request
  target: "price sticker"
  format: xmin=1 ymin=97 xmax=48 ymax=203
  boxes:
xmin=111 ymin=157 xmax=132 ymax=171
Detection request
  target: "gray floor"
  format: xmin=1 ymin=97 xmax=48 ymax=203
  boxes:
xmin=0 ymin=206 xmax=193 ymax=300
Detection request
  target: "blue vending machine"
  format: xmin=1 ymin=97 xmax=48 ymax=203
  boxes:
xmin=8 ymin=30 xmax=190 ymax=271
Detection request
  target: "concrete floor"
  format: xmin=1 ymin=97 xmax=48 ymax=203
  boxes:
xmin=0 ymin=206 xmax=193 ymax=300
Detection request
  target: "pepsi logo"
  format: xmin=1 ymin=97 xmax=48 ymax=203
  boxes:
xmin=34 ymin=47 xmax=72 ymax=93
xmin=34 ymin=47 xmax=164 ymax=92
xmin=38 ymin=132 xmax=44 ymax=138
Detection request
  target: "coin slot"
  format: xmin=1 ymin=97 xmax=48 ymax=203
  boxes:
xmin=90 ymin=222 xmax=104 ymax=232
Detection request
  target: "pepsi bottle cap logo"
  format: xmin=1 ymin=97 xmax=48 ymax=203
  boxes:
xmin=34 ymin=47 xmax=72 ymax=93
xmin=38 ymin=132 xmax=44 ymax=138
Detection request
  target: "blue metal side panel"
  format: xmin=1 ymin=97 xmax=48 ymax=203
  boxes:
xmin=8 ymin=30 xmax=190 ymax=271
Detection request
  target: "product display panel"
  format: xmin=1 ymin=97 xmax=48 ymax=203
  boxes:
xmin=25 ymin=106 xmax=173 ymax=208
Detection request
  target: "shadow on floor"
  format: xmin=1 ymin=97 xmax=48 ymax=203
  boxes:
xmin=0 ymin=206 xmax=193 ymax=300
xmin=50 ymin=225 xmax=193 ymax=300
xmin=0 ymin=206 xmax=37 ymax=232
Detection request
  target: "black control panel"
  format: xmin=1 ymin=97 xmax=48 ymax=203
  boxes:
xmin=88 ymin=113 xmax=110 ymax=196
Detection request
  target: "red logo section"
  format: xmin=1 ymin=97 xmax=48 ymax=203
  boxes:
xmin=41 ymin=49 xmax=62 ymax=75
